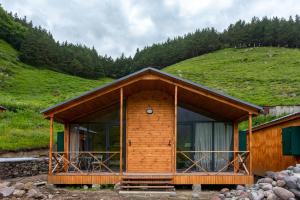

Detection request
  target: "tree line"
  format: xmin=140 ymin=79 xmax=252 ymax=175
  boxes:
xmin=1 ymin=5 xmax=300 ymax=79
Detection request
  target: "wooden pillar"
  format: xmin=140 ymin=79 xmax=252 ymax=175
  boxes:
xmin=120 ymin=88 xmax=123 ymax=175
xmin=248 ymin=113 xmax=253 ymax=175
xmin=174 ymin=85 xmax=178 ymax=174
xmin=49 ymin=115 xmax=54 ymax=175
xmin=233 ymin=121 xmax=239 ymax=173
xmin=63 ymin=123 xmax=69 ymax=171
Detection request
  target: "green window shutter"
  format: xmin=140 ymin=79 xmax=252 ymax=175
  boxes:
xmin=282 ymin=127 xmax=292 ymax=155
xmin=57 ymin=131 xmax=64 ymax=152
xmin=290 ymin=126 xmax=300 ymax=155
xmin=239 ymin=130 xmax=247 ymax=151
xmin=282 ymin=126 xmax=300 ymax=156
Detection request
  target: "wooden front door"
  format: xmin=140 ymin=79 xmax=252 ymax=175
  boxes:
xmin=126 ymin=90 xmax=174 ymax=173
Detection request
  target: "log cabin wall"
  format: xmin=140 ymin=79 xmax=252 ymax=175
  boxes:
xmin=251 ymin=118 xmax=300 ymax=176
xmin=126 ymin=90 xmax=174 ymax=173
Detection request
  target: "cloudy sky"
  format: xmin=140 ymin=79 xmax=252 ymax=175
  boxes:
xmin=1 ymin=0 xmax=300 ymax=58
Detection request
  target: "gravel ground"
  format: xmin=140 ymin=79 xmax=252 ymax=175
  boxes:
xmin=1 ymin=175 xmax=217 ymax=200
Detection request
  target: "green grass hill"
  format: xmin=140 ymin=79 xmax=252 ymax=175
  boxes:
xmin=0 ymin=40 xmax=112 ymax=151
xmin=165 ymin=47 xmax=300 ymax=106
xmin=0 ymin=39 xmax=299 ymax=151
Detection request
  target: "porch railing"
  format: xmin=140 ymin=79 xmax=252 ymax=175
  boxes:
xmin=51 ymin=151 xmax=120 ymax=174
xmin=176 ymin=151 xmax=249 ymax=175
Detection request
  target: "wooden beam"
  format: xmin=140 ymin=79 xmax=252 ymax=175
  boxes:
xmin=68 ymin=100 xmax=119 ymax=122
xmin=248 ymin=113 xmax=253 ymax=175
xmin=44 ymin=76 xmax=147 ymax=117
xmin=49 ymin=115 xmax=54 ymax=175
xmin=174 ymin=85 xmax=178 ymax=174
xmin=233 ymin=121 xmax=239 ymax=173
xmin=63 ymin=123 xmax=69 ymax=171
xmin=120 ymin=88 xmax=123 ymax=176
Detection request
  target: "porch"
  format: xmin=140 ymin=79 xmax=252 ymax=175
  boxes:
xmin=48 ymin=150 xmax=252 ymax=185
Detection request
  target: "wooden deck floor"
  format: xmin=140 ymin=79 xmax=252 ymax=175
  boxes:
xmin=48 ymin=172 xmax=253 ymax=185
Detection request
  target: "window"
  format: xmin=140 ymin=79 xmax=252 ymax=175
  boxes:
xmin=177 ymin=105 xmax=233 ymax=172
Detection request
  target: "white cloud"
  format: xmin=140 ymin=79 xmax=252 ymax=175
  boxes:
xmin=0 ymin=0 xmax=299 ymax=57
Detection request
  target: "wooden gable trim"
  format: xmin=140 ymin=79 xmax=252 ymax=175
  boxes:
xmin=149 ymin=76 xmax=259 ymax=115
xmin=251 ymin=113 xmax=300 ymax=132
xmin=43 ymin=71 xmax=260 ymax=118
xmin=43 ymin=75 xmax=148 ymax=117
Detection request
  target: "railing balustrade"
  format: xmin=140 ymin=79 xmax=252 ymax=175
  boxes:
xmin=51 ymin=151 xmax=120 ymax=174
xmin=176 ymin=151 xmax=249 ymax=175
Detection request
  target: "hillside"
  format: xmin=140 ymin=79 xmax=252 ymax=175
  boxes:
xmin=0 ymin=40 xmax=112 ymax=151
xmin=1 ymin=39 xmax=300 ymax=151
xmin=165 ymin=47 xmax=300 ymax=106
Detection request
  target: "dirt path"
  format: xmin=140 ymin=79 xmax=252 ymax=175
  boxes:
xmin=2 ymin=175 xmax=217 ymax=200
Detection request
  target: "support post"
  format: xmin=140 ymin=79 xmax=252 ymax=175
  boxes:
xmin=120 ymin=88 xmax=123 ymax=175
xmin=174 ymin=85 xmax=177 ymax=174
xmin=49 ymin=115 xmax=54 ymax=175
xmin=233 ymin=121 xmax=239 ymax=173
xmin=248 ymin=113 xmax=253 ymax=175
xmin=63 ymin=123 xmax=69 ymax=171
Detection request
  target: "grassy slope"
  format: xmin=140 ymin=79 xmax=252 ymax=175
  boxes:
xmin=1 ymin=41 xmax=300 ymax=151
xmin=164 ymin=47 xmax=300 ymax=106
xmin=0 ymin=40 xmax=112 ymax=151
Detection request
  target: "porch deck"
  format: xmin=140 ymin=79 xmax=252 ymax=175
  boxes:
xmin=48 ymin=172 xmax=254 ymax=185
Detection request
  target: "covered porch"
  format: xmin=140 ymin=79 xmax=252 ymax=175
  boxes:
xmin=43 ymin=68 xmax=261 ymax=185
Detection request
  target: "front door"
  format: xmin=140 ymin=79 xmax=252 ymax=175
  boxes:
xmin=126 ymin=90 xmax=174 ymax=173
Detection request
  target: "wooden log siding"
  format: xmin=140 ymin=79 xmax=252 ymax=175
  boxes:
xmin=251 ymin=117 xmax=300 ymax=176
xmin=126 ymin=90 xmax=174 ymax=173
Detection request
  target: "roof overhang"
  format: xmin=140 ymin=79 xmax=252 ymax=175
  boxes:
xmin=41 ymin=67 xmax=263 ymax=123
xmin=249 ymin=112 xmax=300 ymax=133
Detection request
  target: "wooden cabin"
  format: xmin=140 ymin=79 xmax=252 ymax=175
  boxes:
xmin=248 ymin=112 xmax=300 ymax=176
xmin=42 ymin=68 xmax=262 ymax=186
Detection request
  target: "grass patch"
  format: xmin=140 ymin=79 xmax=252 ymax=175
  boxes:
xmin=0 ymin=40 xmax=112 ymax=151
xmin=164 ymin=47 xmax=300 ymax=106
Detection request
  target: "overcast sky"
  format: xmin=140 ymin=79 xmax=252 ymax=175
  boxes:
xmin=1 ymin=0 xmax=300 ymax=58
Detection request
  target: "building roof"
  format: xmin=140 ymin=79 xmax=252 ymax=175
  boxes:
xmin=252 ymin=112 xmax=300 ymax=132
xmin=0 ymin=106 xmax=6 ymax=110
xmin=41 ymin=67 xmax=263 ymax=123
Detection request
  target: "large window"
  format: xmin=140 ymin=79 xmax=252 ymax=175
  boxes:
xmin=177 ymin=105 xmax=233 ymax=172
xmin=69 ymin=103 xmax=123 ymax=172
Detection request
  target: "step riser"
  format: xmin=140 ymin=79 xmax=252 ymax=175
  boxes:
xmin=121 ymin=176 xmax=174 ymax=191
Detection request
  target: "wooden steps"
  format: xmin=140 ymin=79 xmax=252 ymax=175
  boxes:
xmin=120 ymin=175 xmax=175 ymax=192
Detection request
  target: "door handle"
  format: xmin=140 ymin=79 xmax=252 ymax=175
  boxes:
xmin=168 ymin=140 xmax=171 ymax=146
xmin=128 ymin=140 xmax=131 ymax=146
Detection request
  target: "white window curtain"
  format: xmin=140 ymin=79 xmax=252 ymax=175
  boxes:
xmin=70 ymin=124 xmax=80 ymax=161
xmin=194 ymin=123 xmax=212 ymax=171
xmin=194 ymin=122 xmax=233 ymax=172
xmin=214 ymin=123 xmax=233 ymax=171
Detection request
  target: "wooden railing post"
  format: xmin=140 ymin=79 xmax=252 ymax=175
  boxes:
xmin=248 ymin=113 xmax=253 ymax=175
xmin=49 ymin=115 xmax=54 ymax=175
xmin=174 ymin=85 xmax=177 ymax=174
xmin=120 ymin=88 xmax=123 ymax=176
xmin=63 ymin=123 xmax=69 ymax=171
xmin=233 ymin=122 xmax=239 ymax=173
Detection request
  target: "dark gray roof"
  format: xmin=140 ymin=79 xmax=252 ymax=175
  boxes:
xmin=41 ymin=67 xmax=263 ymax=114
xmin=0 ymin=106 xmax=6 ymax=110
xmin=252 ymin=112 xmax=300 ymax=132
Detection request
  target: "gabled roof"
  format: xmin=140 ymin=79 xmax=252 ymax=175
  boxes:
xmin=252 ymin=112 xmax=300 ymax=132
xmin=42 ymin=67 xmax=263 ymax=122
xmin=0 ymin=106 xmax=6 ymax=110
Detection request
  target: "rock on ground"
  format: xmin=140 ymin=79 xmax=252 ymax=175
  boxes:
xmin=273 ymin=187 xmax=295 ymax=200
